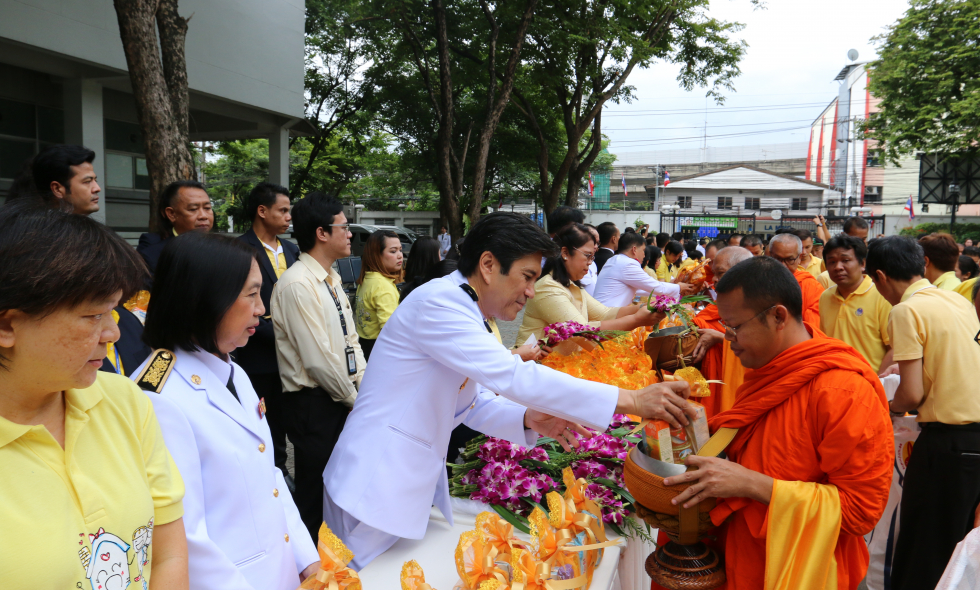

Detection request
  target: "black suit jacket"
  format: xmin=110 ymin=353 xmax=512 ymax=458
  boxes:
xmin=234 ymin=229 xmax=300 ymax=377
xmin=99 ymin=306 xmax=152 ymax=377
xmin=136 ymin=232 xmax=170 ymax=275
xmin=594 ymin=247 xmax=615 ymax=274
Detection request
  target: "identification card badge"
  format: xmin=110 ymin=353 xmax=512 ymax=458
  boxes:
xmin=345 ymin=346 xmax=357 ymax=375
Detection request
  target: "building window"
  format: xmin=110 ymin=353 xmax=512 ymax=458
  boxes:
xmin=677 ymin=196 xmax=692 ymax=208
xmin=791 ymin=197 xmax=808 ymax=211
xmin=105 ymin=153 xmax=151 ymax=190
xmin=864 ymin=186 xmax=883 ymax=204
xmin=717 ymin=196 xmax=733 ymax=210
xmin=405 ymin=224 xmax=431 ymax=236
xmin=744 ymin=197 xmax=761 ymax=210
xmin=0 ymin=98 xmax=65 ymax=179
xmin=866 ymin=149 xmax=882 ymax=168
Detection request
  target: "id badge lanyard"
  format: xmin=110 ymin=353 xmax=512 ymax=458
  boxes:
xmin=326 ymin=281 xmax=358 ymax=375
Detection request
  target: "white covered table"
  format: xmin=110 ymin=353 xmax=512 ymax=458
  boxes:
xmin=357 ymin=506 xmax=656 ymax=590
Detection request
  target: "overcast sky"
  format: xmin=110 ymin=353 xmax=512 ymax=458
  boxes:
xmin=603 ymin=0 xmax=912 ymax=161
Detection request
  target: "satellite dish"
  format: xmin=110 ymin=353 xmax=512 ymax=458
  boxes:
xmin=847 ymin=49 xmax=859 ymax=62
xmin=770 ymin=209 xmax=783 ymax=221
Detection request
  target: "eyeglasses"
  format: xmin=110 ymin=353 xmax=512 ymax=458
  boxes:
xmin=572 ymin=247 xmax=596 ymax=263
xmin=771 ymin=254 xmax=800 ymax=266
xmin=328 ymin=223 xmax=351 ymax=231
xmin=719 ymin=305 xmax=776 ymax=339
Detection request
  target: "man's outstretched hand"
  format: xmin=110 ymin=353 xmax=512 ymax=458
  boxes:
xmin=524 ymin=409 xmax=592 ymax=452
xmin=617 ymin=381 xmax=696 ymax=429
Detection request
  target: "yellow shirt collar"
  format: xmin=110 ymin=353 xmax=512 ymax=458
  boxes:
xmin=833 ymin=275 xmax=874 ymax=300
xmin=901 ymin=278 xmax=934 ymax=303
xmin=0 ymin=385 xmax=102 ymax=448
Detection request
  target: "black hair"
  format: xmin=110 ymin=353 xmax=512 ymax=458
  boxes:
xmin=597 ymin=222 xmax=619 ymax=246
xmin=459 ymin=212 xmax=558 ymax=276
xmin=446 ymin=237 xmax=463 ymax=262
xmin=683 ymin=239 xmax=698 ymax=254
xmin=823 ymin=235 xmax=868 ymax=263
xmin=716 ymin=256 xmax=803 ymax=321
xmin=546 ymin=206 xmax=585 ymax=234
xmin=643 ymin=245 xmax=661 ymax=270
xmin=843 ymin=216 xmax=869 ymax=233
xmin=400 ymin=259 xmax=459 ymax=302
xmin=964 ymin=246 xmax=980 ymax=258
xmin=0 ymin=199 xmax=147 ymax=319
xmin=671 ymin=232 xmax=682 ymax=241
xmin=616 ymin=231 xmax=646 ymax=253
xmin=707 ymin=239 xmax=727 ymax=254
xmin=247 ymin=182 xmax=290 ymax=223
xmin=793 ymin=228 xmax=812 ymax=241
xmin=624 ymin=227 xmax=635 ymax=233
xmin=656 ymin=233 xmax=670 ymax=248
xmin=918 ymin=232 xmax=959 ymax=272
xmin=741 ymin=234 xmax=764 ymax=249
xmin=645 ymin=235 xmax=655 ymax=246
xmin=143 ymin=232 xmax=260 ymax=354
xmin=663 ymin=240 xmax=684 ymax=270
xmin=689 ymin=250 xmax=704 ymax=261
xmin=291 ymin=191 xmax=345 ymax=253
xmin=543 ymin=223 xmax=594 ymax=288
xmin=959 ymin=255 xmax=980 ymax=281
xmin=157 ymin=180 xmax=207 ymax=237
xmin=31 ymin=144 xmax=96 ymax=197
xmin=865 ymin=236 xmax=925 ymax=282
xmin=403 ymin=236 xmax=440 ymax=283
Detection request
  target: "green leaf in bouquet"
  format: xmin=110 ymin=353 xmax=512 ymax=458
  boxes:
xmin=491 ymin=504 xmax=530 ymax=534
xmin=607 ymin=521 xmax=626 ymax=538
xmin=535 ymin=437 xmax=557 ymax=447
xmin=595 ymin=478 xmax=636 ymax=505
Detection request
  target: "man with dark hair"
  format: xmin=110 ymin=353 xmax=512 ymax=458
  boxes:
xmin=794 ymin=228 xmax=823 ymax=279
xmin=237 ymin=183 xmax=299 ymax=481
xmin=704 ymin=239 xmax=727 ymax=262
xmin=595 ymin=221 xmax=619 ymax=273
xmin=666 ymin=255 xmax=893 ymax=589
xmin=137 ymin=180 xmax=214 ymax=273
xmin=819 ymin=235 xmax=893 ymax=372
xmin=593 ymin=231 xmax=685 ymax=307
xmin=12 ymin=144 xmax=102 ymax=215
xmin=546 ymin=205 xmax=585 ymax=236
xmin=814 ymin=216 xmax=870 ymax=288
xmin=270 ymin=191 xmax=365 ymax=540
xmin=438 ymin=225 xmax=451 ymax=259
xmin=867 ymin=236 xmax=980 ymax=590
xmin=919 ymin=232 xmax=961 ymax=290
xmin=322 ymin=211 xmax=696 ymax=568
xmin=656 ymin=232 xmax=670 ymax=249
xmin=768 ymin=233 xmax=822 ymax=325
xmin=740 ymin=234 xmax=765 ymax=256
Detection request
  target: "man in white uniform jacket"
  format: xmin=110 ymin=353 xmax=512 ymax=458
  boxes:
xmin=593 ymin=231 xmax=687 ymax=307
xmin=322 ymin=212 xmax=695 ymax=569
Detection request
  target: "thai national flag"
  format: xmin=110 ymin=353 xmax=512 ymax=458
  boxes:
xmin=664 ymin=171 xmax=670 ymax=186
xmin=904 ymin=196 xmax=915 ymax=221
xmin=622 ymin=173 xmax=628 ymax=197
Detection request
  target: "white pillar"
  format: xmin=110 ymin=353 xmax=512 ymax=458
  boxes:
xmin=63 ymin=79 xmax=106 ymax=223
xmin=268 ymin=126 xmax=289 ymax=188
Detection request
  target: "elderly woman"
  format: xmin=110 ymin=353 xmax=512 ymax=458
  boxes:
xmin=134 ymin=232 xmax=318 ymax=590
xmin=516 ymin=223 xmax=663 ymax=345
xmin=0 ymin=202 xmax=187 ymax=589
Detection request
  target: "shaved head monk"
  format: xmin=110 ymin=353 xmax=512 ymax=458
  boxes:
xmin=769 ymin=233 xmax=822 ymax=325
xmin=691 ymin=246 xmax=752 ymax=417
xmin=664 ymin=256 xmax=893 ymax=590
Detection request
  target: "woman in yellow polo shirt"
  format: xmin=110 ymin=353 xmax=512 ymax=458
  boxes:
xmin=516 ymin=223 xmax=663 ymax=344
xmin=656 ymin=240 xmax=685 ymax=282
xmin=0 ymin=203 xmax=187 ymax=589
xmin=355 ymin=229 xmax=404 ymax=359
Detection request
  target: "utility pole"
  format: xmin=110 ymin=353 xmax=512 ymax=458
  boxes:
xmin=950 ymin=183 xmax=960 ymax=233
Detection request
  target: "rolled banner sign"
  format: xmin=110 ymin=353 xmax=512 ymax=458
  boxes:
xmin=401 ymin=560 xmax=436 ymax=590
xmin=299 ymin=523 xmax=361 ymax=590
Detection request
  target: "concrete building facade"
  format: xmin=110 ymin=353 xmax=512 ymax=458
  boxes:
xmin=0 ymin=0 xmax=307 ymax=230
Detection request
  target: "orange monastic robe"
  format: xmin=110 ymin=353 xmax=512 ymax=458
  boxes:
xmin=795 ymin=269 xmax=824 ymax=325
xmin=692 ymin=304 xmax=744 ymax=418
xmin=707 ymin=326 xmax=894 ymax=590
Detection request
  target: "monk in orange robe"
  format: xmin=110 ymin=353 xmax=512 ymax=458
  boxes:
xmin=664 ymin=256 xmax=893 ymax=590
xmin=769 ymin=233 xmax=823 ymax=324
xmin=691 ymin=246 xmax=752 ymax=417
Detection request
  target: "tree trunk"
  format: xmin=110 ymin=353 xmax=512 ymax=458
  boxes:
xmin=432 ymin=0 xmax=464 ymax=240
xmin=113 ymin=0 xmax=195 ymax=233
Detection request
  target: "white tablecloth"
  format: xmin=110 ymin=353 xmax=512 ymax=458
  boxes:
xmin=357 ymin=506 xmax=655 ymax=590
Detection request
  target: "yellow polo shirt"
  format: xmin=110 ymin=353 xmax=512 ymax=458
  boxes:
xmin=819 ymin=276 xmax=892 ymax=370
xmin=355 ymin=271 xmax=401 ymax=340
xmin=889 ymin=279 xmax=980 ymax=424
xmin=954 ymin=277 xmax=978 ymax=301
xmin=803 ymin=256 xmax=823 ymax=279
xmin=933 ymin=270 xmax=961 ymax=291
xmin=816 ymin=270 xmax=834 ymax=290
xmin=0 ymin=372 xmax=184 ymax=588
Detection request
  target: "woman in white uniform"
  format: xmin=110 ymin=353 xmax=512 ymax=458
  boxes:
xmin=133 ymin=232 xmax=319 ymax=590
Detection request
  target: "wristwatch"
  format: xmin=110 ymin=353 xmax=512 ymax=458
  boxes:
xmin=815 ymin=223 xmax=824 ymax=227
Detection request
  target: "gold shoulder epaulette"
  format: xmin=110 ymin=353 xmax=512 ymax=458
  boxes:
xmin=134 ymin=349 xmax=176 ymax=393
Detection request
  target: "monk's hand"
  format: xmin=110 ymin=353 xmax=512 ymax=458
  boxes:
xmin=692 ymin=329 xmax=725 ymax=363
xmin=524 ymin=410 xmax=592 ymax=452
xmin=619 ymin=381 xmax=696 ymax=429
xmin=663 ymin=456 xmax=774 ymax=508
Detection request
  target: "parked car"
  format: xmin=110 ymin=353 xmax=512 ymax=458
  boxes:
xmin=347 ymin=224 xmax=380 ymax=257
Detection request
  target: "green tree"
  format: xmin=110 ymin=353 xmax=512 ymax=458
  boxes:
xmin=864 ymin=0 xmax=980 ymax=163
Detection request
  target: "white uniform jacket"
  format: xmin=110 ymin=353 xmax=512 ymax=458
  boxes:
xmin=323 ymin=271 xmax=619 ymax=540
xmin=134 ymin=348 xmax=319 ymax=590
xmin=593 ymin=253 xmax=681 ymax=307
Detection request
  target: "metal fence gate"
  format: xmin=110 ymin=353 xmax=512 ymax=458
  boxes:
xmin=659 ymin=214 xmax=758 ymax=239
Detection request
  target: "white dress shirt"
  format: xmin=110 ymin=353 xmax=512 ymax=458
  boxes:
xmin=134 ymin=348 xmax=319 ymax=590
xmin=323 ymin=271 xmax=618 ymax=541
xmin=438 ymin=232 xmax=452 ymax=258
xmin=592 ymin=253 xmax=681 ymax=307
xmin=579 ymin=260 xmax=599 ymax=296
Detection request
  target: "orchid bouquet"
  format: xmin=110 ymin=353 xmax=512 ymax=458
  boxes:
xmin=449 ymin=415 xmax=653 ymax=541
xmin=646 ymin=293 xmax=714 ymax=332
xmin=537 ymin=321 xmax=627 ymax=349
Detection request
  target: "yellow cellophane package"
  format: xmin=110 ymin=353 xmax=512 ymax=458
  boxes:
xmin=453 ymin=527 xmax=512 ymax=590
xmin=298 ymin=522 xmax=361 ymax=590
xmin=402 ymin=560 xmax=437 ymax=590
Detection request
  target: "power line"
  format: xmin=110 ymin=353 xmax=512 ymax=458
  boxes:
xmin=602 ymin=101 xmax=829 ymax=116
xmin=603 ymin=118 xmax=816 ymax=132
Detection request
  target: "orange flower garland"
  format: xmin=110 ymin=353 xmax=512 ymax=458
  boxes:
xmin=541 ymin=327 xmax=659 ymax=391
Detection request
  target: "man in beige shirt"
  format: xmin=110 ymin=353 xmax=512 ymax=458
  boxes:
xmin=271 ymin=191 xmax=365 ymax=542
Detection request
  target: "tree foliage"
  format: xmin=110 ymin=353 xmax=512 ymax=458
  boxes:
xmin=899 ymin=221 xmax=980 ymax=243
xmin=865 ymin=0 xmax=980 ymax=163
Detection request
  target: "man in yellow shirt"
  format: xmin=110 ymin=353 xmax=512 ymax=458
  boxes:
xmin=919 ymin=232 xmax=961 ymax=290
xmin=867 ymin=236 xmax=980 ymax=590
xmin=819 ymin=235 xmax=893 ymax=372
xmin=794 ymin=229 xmax=823 ymax=278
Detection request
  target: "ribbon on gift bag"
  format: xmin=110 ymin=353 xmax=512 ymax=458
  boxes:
xmin=455 ymin=529 xmax=512 ymax=590
xmin=476 ymin=512 xmax=529 ymax=559
xmin=402 ymin=560 xmax=437 ymax=590
xmin=299 ymin=523 xmax=361 ymax=590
